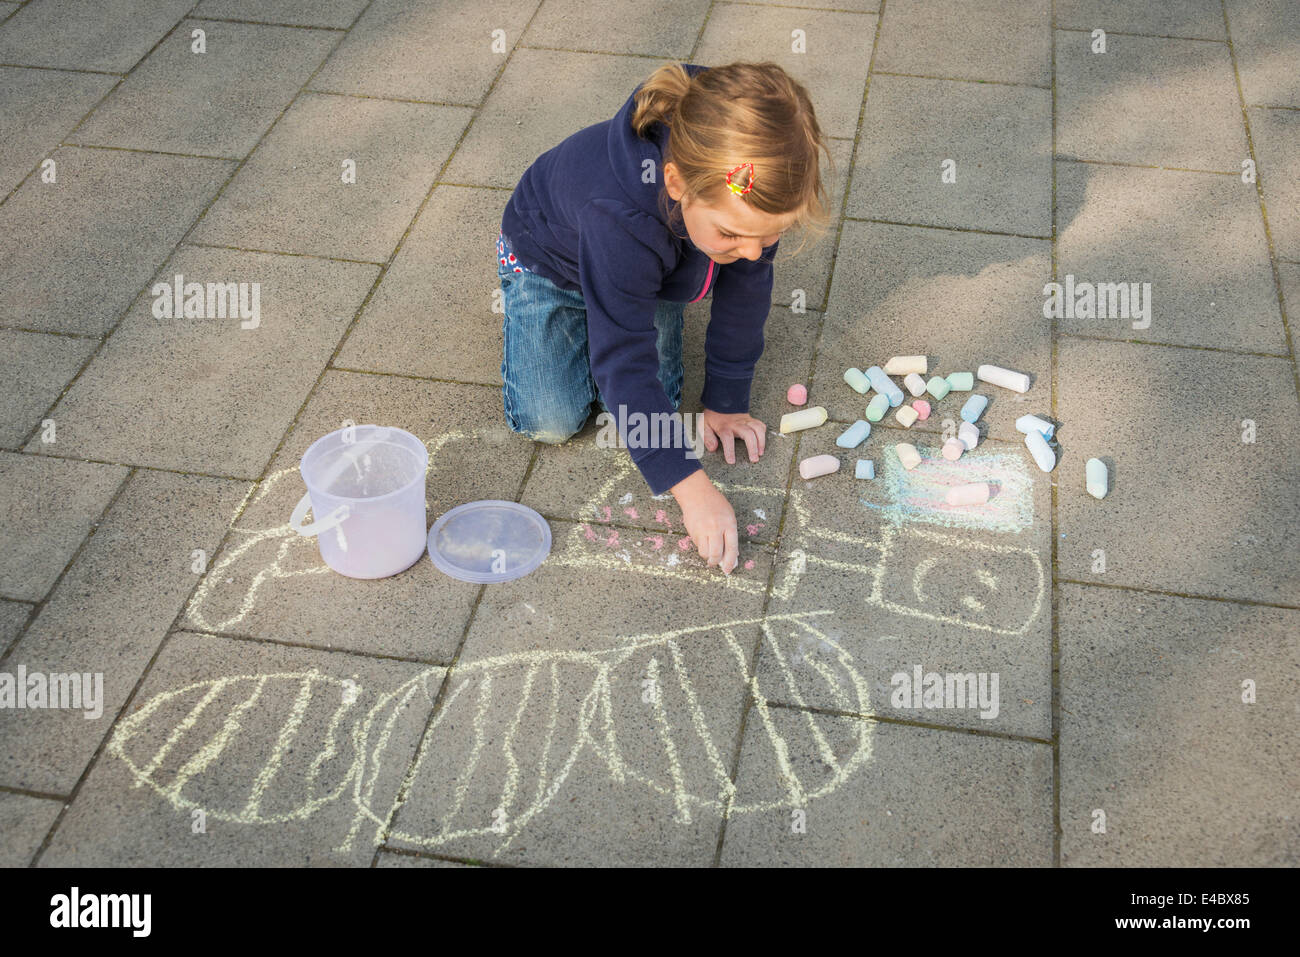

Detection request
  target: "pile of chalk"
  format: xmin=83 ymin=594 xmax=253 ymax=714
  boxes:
xmin=778 ymin=356 xmax=1109 ymax=503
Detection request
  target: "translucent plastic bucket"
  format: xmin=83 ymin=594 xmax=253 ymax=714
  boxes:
xmin=289 ymin=424 xmax=429 ymax=579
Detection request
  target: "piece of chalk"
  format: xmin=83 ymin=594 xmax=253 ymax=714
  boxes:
xmin=855 ymin=459 xmax=875 ymax=480
xmin=926 ymin=376 xmax=951 ymax=400
xmin=960 ymin=394 xmax=988 ymax=423
xmin=958 ymin=421 xmax=980 ymax=451
xmin=895 ymin=443 xmax=921 ymax=470
xmin=884 ymin=355 xmax=927 ymax=376
xmin=786 ymin=383 xmax=807 ymax=405
xmin=903 ymin=372 xmax=927 ymax=398
xmin=843 ymin=367 xmax=871 ymax=394
xmin=866 ymin=393 xmax=889 ymax=422
xmin=913 ymin=399 xmax=931 ymax=420
xmin=1024 ymin=429 xmax=1056 ymax=472
xmin=895 ymin=405 xmax=919 ymax=428
xmin=942 ymin=437 xmax=965 ymax=461
xmin=1015 ymin=414 xmax=1055 ymax=439
xmin=1086 ymin=458 xmax=1108 ymax=499
xmin=865 ymin=366 xmax=904 ymax=407
xmin=946 ymin=371 xmax=974 ymax=391
xmin=799 ymin=454 xmax=840 ymax=480
xmin=977 ymin=364 xmax=1031 ymax=393
xmin=945 ymin=482 xmax=990 ymax=507
xmin=780 ymin=406 xmax=827 ymax=434
xmin=836 ymin=419 xmax=871 ymax=449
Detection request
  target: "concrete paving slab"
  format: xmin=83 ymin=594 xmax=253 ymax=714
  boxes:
xmin=1056 ymin=338 xmax=1300 ymax=605
xmin=193 ymin=0 xmax=368 ymax=30
xmin=0 ymin=600 xmax=32 ymax=658
xmin=191 ymin=92 xmax=468 ymax=262
xmin=180 ymin=372 xmax=531 ymax=661
xmin=1248 ymin=106 xmax=1300 ymax=261
xmin=311 ymin=0 xmax=534 ymax=104
xmin=0 ymin=3 xmax=18 ymax=20
xmin=1225 ymin=0 xmax=1300 ymax=107
xmin=376 ymin=851 xmax=475 ymax=867
xmin=693 ymin=3 xmax=876 ymax=140
xmin=69 ymin=19 xmax=338 ymax=159
xmin=38 ymin=631 xmax=441 ymax=866
xmin=0 ymin=452 xmax=127 ymax=602
xmin=1056 ymin=30 xmax=1248 ymax=170
xmin=771 ymin=137 xmax=853 ymax=313
xmin=0 ymin=0 xmax=193 ymax=72
xmin=0 ymin=65 xmax=116 ymax=197
xmin=0 ymin=470 xmax=250 ymax=793
xmin=0 ymin=329 xmax=98 ymax=449
xmin=1055 ymin=162 xmax=1286 ymax=352
xmin=0 ymin=147 xmax=234 ymax=335
xmin=814 ymin=220 xmax=1053 ymax=445
xmin=335 ymin=186 xmax=506 ymax=384
xmin=847 ymin=74 xmax=1052 ymax=237
xmin=874 ymin=0 xmax=1050 ymax=87
xmin=720 ymin=714 xmax=1053 ymax=866
xmin=1057 ymin=0 xmax=1226 ymax=41
xmin=26 ymin=246 xmax=378 ymax=477
xmin=1282 ymin=264 xmax=1300 ymax=329
xmin=0 ymin=792 xmax=62 ymax=867
xmin=523 ymin=0 xmax=708 ymax=58
xmin=1058 ymin=584 xmax=1300 ymax=866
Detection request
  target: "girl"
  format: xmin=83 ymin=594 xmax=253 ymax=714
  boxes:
xmin=498 ymin=61 xmax=832 ymax=575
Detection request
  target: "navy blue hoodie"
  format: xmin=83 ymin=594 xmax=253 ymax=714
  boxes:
xmin=501 ymin=62 xmax=777 ymax=496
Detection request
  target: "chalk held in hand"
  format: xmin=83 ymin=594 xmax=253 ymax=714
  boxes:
xmin=904 ymin=373 xmax=927 ymax=398
xmin=884 ymin=355 xmax=927 ymax=376
xmin=1086 ymin=458 xmax=1109 ymax=499
xmin=895 ymin=443 xmax=921 ymax=470
xmin=799 ymin=454 xmax=840 ymax=480
xmin=960 ymin=394 xmax=988 ymax=423
xmin=855 ymin=459 xmax=875 ymax=480
xmin=946 ymin=371 xmax=974 ymax=391
xmin=977 ymin=364 xmax=1031 ymax=393
xmin=866 ymin=393 xmax=889 ymax=422
xmin=844 ymin=367 xmax=871 ymax=394
xmin=926 ymin=376 xmax=951 ymax=400
xmin=895 ymin=405 xmax=919 ymax=428
xmin=1015 ymin=414 xmax=1055 ymax=439
xmin=942 ymin=437 xmax=965 ymax=461
xmin=958 ymin=421 xmax=980 ymax=451
xmin=1024 ymin=429 xmax=1056 ymax=472
xmin=780 ymin=406 xmax=827 ymax=434
xmin=945 ymin=482 xmax=990 ymax=506
xmin=913 ymin=399 xmax=931 ymax=420
xmin=787 ymin=383 xmax=807 ymax=405
xmin=865 ymin=366 xmax=904 ymax=407
xmin=836 ymin=419 xmax=871 ymax=449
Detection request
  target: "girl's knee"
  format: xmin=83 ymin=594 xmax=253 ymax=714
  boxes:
xmin=506 ymin=405 xmax=589 ymax=445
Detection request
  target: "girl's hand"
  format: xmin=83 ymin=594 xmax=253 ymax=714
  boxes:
xmin=670 ymin=470 xmax=739 ymax=574
xmin=699 ymin=409 xmax=767 ymax=464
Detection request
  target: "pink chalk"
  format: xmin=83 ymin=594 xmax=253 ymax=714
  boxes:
xmin=654 ymin=509 xmax=670 ymax=526
xmin=744 ymin=560 xmax=755 ymax=570
xmin=945 ymin=482 xmax=990 ymax=506
xmin=647 ymin=535 xmax=663 ymax=550
xmin=583 ymin=524 xmax=597 ymax=541
xmin=678 ymin=536 xmax=693 ymax=550
xmin=787 ymin=383 xmax=808 ymax=405
xmin=913 ymin=400 xmax=931 ymax=420
xmin=606 ymin=530 xmax=619 ymax=546
xmin=942 ymin=437 xmax=965 ymax=461
xmin=623 ymin=507 xmax=638 ymax=519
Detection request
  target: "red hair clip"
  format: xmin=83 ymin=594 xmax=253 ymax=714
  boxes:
xmin=725 ymin=162 xmax=755 ymax=195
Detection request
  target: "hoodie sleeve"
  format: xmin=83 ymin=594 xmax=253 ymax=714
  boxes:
xmin=578 ymin=198 xmax=704 ymax=496
xmin=700 ymin=239 xmax=779 ymax=414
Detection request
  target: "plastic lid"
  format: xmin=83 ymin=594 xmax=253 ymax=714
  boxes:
xmin=426 ymin=500 xmax=552 ymax=584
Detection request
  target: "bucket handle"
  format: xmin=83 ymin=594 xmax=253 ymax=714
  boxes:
xmin=290 ymin=492 xmax=351 ymax=537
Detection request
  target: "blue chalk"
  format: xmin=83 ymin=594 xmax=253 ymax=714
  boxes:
xmin=855 ymin=459 xmax=874 ymax=480
xmin=865 ymin=366 xmax=904 ymax=407
xmin=836 ymin=419 xmax=871 ymax=449
xmin=960 ymin=394 xmax=988 ymax=424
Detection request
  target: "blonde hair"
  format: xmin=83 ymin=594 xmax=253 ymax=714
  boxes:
xmin=631 ymin=61 xmax=834 ymax=258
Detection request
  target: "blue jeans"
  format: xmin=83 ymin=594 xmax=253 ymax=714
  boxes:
xmin=498 ymin=231 xmax=685 ymax=443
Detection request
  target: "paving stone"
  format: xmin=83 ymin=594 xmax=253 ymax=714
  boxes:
xmin=721 ymin=715 xmax=1053 ymax=865
xmin=191 ymin=93 xmax=467 ymax=262
xmin=375 ymin=851 xmax=475 ymax=867
xmin=847 ymin=74 xmax=1052 ymax=237
xmin=0 ymin=792 xmax=62 ymax=867
xmin=737 ymin=0 xmax=878 ymax=7
xmin=0 ymin=599 xmax=31 ymax=658
xmin=0 ymin=330 xmax=97 ymax=449
xmin=1059 ymin=584 xmax=1300 ymax=866
xmin=0 ymin=66 xmax=116 ymax=196
xmin=0 ymin=470 xmax=250 ymax=793
xmin=522 ymin=0 xmax=708 ymax=58
xmin=1282 ymin=264 xmax=1300 ymax=331
xmin=70 ymin=20 xmax=338 ymax=159
xmin=193 ymin=0 xmax=368 ymax=29
xmin=0 ymin=3 xmax=18 ymax=18
xmin=1055 ymin=31 xmax=1248 ymax=170
xmin=27 ymin=246 xmax=377 ymax=477
xmin=1057 ymin=0 xmax=1226 ymax=40
xmin=0 ymin=0 xmax=193 ymax=72
xmin=814 ymin=220 xmax=1052 ymax=445
xmin=0 ymin=147 xmax=234 ymax=335
xmin=1249 ymin=106 xmax=1300 ymax=262
xmin=693 ymin=2 xmax=875 ymax=140
xmin=181 ymin=372 xmax=532 ymax=661
xmin=0 ymin=452 xmax=127 ymax=602
xmin=1055 ymin=162 xmax=1285 ymax=352
xmin=874 ymin=0 xmax=1050 ymax=87
xmin=1225 ymin=0 xmax=1300 ymax=107
xmin=769 ymin=137 xmax=853 ymax=313
xmin=1056 ymin=338 xmax=1300 ymax=605
xmin=38 ymin=631 xmax=440 ymax=866
xmin=311 ymin=0 xmax=532 ymax=104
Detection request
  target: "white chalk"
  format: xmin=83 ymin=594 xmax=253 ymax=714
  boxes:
xmin=799 ymin=454 xmax=840 ymax=480
xmin=865 ymin=366 xmax=904 ymax=407
xmin=884 ymin=355 xmax=927 ymax=376
xmin=958 ymin=421 xmax=980 ymax=451
xmin=1086 ymin=458 xmax=1108 ymax=499
xmin=895 ymin=443 xmax=921 ymax=470
xmin=844 ymin=367 xmax=871 ymax=394
xmin=1024 ymin=429 xmax=1056 ymax=472
xmin=895 ymin=405 xmax=919 ymax=428
xmin=836 ymin=419 xmax=871 ymax=448
xmin=903 ymin=372 xmax=927 ymax=398
xmin=855 ymin=459 xmax=874 ymax=480
xmin=945 ymin=482 xmax=990 ymax=507
xmin=942 ymin=437 xmax=965 ymax=461
xmin=977 ymin=364 xmax=1031 ymax=393
xmin=1015 ymin=414 xmax=1056 ymax=439
xmin=780 ymin=406 xmax=827 ymax=434
xmin=866 ymin=393 xmax=890 ymax=422
xmin=926 ymin=376 xmax=951 ymax=400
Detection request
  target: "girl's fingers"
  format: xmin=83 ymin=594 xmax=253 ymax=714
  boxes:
xmin=722 ymin=523 xmax=739 ymax=574
xmin=721 ymin=431 xmax=736 ymax=465
xmin=742 ymin=423 xmax=761 ymax=462
xmin=705 ymin=532 xmax=724 ymax=567
xmin=700 ymin=419 xmax=719 ymax=452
